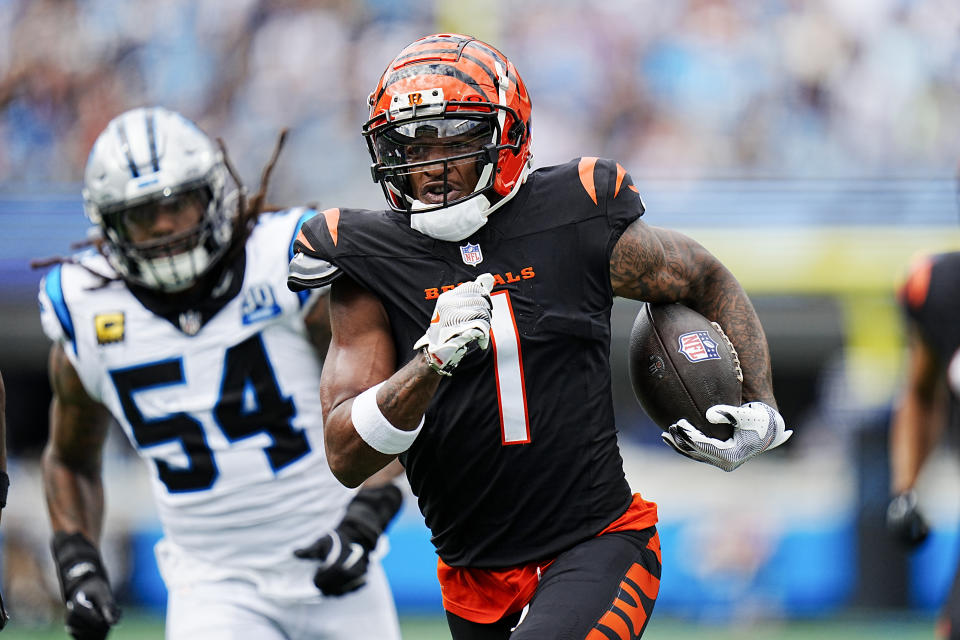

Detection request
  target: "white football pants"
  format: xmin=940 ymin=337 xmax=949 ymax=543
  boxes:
xmin=164 ymin=563 xmax=401 ymax=640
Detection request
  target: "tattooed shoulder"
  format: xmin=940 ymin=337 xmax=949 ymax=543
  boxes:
xmin=610 ymin=220 xmax=711 ymax=302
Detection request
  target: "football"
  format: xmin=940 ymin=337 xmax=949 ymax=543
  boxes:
xmin=627 ymin=302 xmax=743 ymax=440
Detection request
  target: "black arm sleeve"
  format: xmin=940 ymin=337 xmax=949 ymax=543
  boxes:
xmin=339 ymin=484 xmax=404 ymax=550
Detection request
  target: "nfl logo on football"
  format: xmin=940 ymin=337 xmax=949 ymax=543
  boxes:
xmin=460 ymin=242 xmax=483 ymax=266
xmin=677 ymin=331 xmax=721 ymax=363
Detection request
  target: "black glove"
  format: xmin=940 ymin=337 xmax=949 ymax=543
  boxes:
xmin=294 ymin=483 xmax=403 ymax=596
xmin=887 ymin=491 xmax=930 ymax=549
xmin=51 ymin=532 xmax=121 ymax=640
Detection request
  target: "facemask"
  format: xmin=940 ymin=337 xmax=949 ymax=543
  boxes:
xmin=111 ymin=244 xmax=213 ymax=292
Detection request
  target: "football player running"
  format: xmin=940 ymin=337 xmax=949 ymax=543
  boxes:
xmin=37 ymin=107 xmax=403 ymax=640
xmin=288 ymin=34 xmax=790 ymax=639
xmin=888 ymin=251 xmax=960 ymax=640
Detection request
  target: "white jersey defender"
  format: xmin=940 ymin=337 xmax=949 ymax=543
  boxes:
xmin=39 ymin=209 xmax=399 ymax=628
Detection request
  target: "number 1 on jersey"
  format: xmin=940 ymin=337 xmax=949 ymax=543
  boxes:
xmin=489 ymin=290 xmax=531 ymax=445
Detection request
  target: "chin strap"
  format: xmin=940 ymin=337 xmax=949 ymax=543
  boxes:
xmin=409 ymin=163 xmax=531 ymax=242
xmin=409 ymin=195 xmax=489 ymax=241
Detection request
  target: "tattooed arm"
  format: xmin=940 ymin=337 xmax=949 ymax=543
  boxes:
xmin=320 ymin=274 xmax=435 ymax=487
xmin=610 ymin=220 xmax=776 ymax=408
xmin=42 ymin=343 xmax=113 ymax=540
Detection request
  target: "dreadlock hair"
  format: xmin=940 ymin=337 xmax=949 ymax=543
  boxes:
xmin=218 ymin=128 xmax=288 ymax=265
xmin=28 ymin=230 xmax=115 ymax=289
xmin=30 ymin=129 xmax=290 ymax=292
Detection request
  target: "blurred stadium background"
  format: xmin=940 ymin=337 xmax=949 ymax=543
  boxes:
xmin=2 ymin=0 xmax=960 ymax=637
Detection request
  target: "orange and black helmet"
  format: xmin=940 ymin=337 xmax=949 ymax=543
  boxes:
xmin=363 ymin=33 xmax=532 ymax=212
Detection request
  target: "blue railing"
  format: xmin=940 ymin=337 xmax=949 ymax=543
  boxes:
xmin=4 ymin=178 xmax=957 ymax=299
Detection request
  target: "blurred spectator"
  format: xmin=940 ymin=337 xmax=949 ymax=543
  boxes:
xmin=2 ymin=0 xmax=959 ymax=198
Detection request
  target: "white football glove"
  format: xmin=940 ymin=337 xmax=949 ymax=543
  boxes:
xmin=661 ymin=401 xmax=792 ymax=472
xmin=415 ymin=273 xmax=494 ymax=376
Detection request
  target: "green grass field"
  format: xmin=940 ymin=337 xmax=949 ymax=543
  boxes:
xmin=2 ymin=611 xmax=936 ymax=639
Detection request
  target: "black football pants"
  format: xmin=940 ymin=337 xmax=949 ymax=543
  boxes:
xmin=446 ymin=526 xmax=661 ymax=640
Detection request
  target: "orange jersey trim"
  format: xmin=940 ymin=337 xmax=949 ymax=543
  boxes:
xmin=614 ymin=163 xmax=628 ymax=198
xmin=437 ymin=493 xmax=658 ymax=623
xmin=578 ymin=157 xmax=599 ymax=205
xmin=322 ymin=208 xmax=341 ymax=246
xmin=901 ymin=255 xmax=933 ymax=310
xmin=295 ymin=229 xmax=314 ymax=252
xmin=438 ymin=557 xmax=550 ymax=624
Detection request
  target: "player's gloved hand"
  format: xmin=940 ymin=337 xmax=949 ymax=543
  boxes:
xmin=51 ymin=532 xmax=121 ymax=640
xmin=887 ymin=490 xmax=930 ymax=549
xmin=661 ymin=401 xmax=792 ymax=472
xmin=414 ymin=273 xmax=494 ymax=376
xmin=294 ymin=483 xmax=403 ymax=596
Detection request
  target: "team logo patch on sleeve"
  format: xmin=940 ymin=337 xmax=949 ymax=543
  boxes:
xmin=95 ymin=312 xmax=125 ymax=345
xmin=677 ymin=331 xmax=720 ymax=363
xmin=460 ymin=242 xmax=483 ymax=266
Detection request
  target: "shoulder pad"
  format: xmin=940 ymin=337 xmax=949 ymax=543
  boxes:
xmin=287 ymin=252 xmax=341 ymax=292
xmin=38 ymin=264 xmax=77 ymax=347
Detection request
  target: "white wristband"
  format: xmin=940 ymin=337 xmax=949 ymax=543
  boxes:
xmin=351 ymin=382 xmax=424 ymax=455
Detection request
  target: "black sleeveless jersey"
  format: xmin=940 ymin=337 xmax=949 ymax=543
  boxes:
xmin=296 ymin=158 xmax=646 ymax=567
xmin=900 ymin=251 xmax=960 ymax=394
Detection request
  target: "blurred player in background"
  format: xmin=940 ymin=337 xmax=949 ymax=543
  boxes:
xmin=0 ymin=372 xmax=10 ymax=629
xmin=888 ymin=250 xmax=960 ymax=640
xmin=36 ymin=107 xmax=403 ymax=640
xmin=288 ymin=33 xmax=791 ymax=639
xmin=0 ymin=372 xmax=9 ymax=525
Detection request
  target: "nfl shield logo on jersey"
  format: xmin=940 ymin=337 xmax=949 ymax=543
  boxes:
xmin=677 ymin=331 xmax=721 ymax=363
xmin=460 ymin=243 xmax=483 ymax=266
xmin=178 ymin=310 xmax=202 ymax=336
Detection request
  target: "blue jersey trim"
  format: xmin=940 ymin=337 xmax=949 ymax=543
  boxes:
xmin=290 ymin=209 xmax=319 ymax=307
xmin=45 ymin=265 xmax=77 ymax=353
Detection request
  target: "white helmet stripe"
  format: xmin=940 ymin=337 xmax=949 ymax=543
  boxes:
xmin=494 ymin=60 xmax=509 ymax=131
xmin=145 ymin=109 xmax=160 ymax=172
xmin=113 ymin=120 xmax=140 ymax=178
